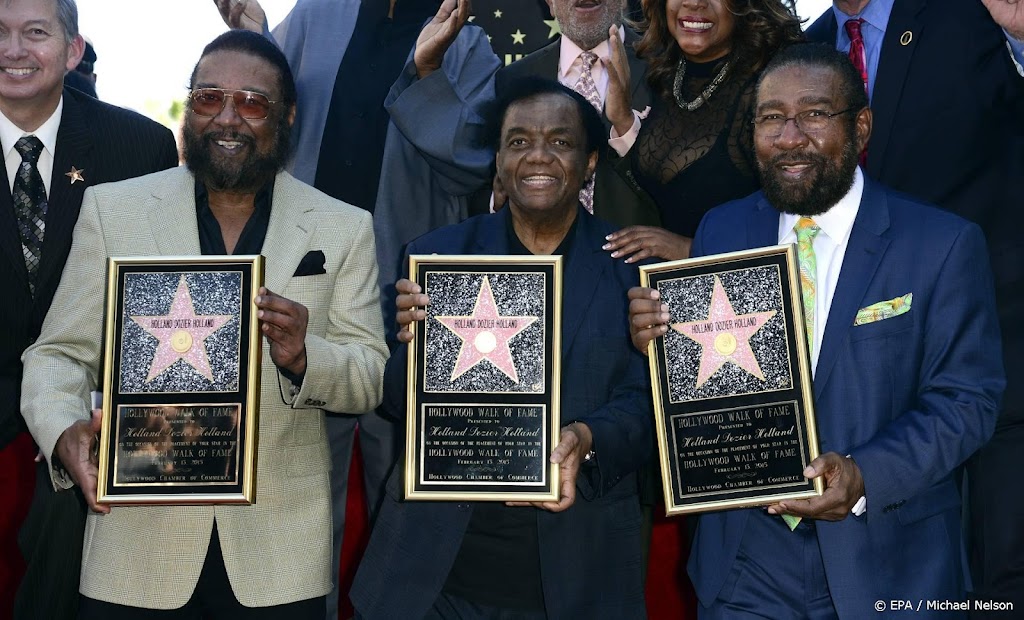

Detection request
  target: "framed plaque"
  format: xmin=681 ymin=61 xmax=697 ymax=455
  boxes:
xmin=640 ymin=245 xmax=822 ymax=515
xmin=405 ymin=255 xmax=561 ymax=501
xmin=97 ymin=256 xmax=264 ymax=505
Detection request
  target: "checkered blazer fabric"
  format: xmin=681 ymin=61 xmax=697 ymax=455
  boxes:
xmin=20 ymin=167 xmax=389 ymax=609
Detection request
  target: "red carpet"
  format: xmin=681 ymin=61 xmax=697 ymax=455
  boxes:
xmin=0 ymin=432 xmax=36 ymax=620
xmin=646 ymin=509 xmax=698 ymax=619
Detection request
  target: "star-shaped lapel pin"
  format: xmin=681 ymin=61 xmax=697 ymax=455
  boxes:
xmin=671 ymin=276 xmax=777 ymax=388
xmin=65 ymin=166 xmax=85 ymax=184
xmin=434 ymin=276 xmax=538 ymax=383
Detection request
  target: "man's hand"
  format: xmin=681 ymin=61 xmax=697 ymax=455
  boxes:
xmin=395 ymin=278 xmax=431 ymax=344
xmin=507 ymin=422 xmax=593 ymax=513
xmin=213 ymin=0 xmax=266 ymax=33
xmin=628 ymin=287 xmax=669 ymax=355
xmin=603 ymin=25 xmax=635 ymax=137
xmin=766 ymin=452 xmax=865 ymax=521
xmin=982 ymin=0 xmax=1024 ymax=41
xmin=414 ymin=0 xmax=472 ymax=79
xmin=256 ymin=287 xmax=308 ymax=376
xmin=603 ymin=226 xmax=692 ymax=263
xmin=54 ymin=409 xmax=108 ymax=514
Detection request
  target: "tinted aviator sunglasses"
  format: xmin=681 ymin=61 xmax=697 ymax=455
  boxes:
xmin=188 ymin=88 xmax=280 ymax=120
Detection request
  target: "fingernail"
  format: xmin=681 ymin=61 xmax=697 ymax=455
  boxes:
xmin=767 ymin=507 xmax=776 ymax=514
xmin=254 ymin=296 xmax=261 ymax=304
xmin=602 ymin=243 xmax=611 ymax=250
xmin=610 ymin=251 xmax=620 ymax=258
xmin=803 ymin=466 xmax=814 ymax=477
xmin=257 ymin=310 xmax=264 ymax=318
xmin=605 ymin=234 xmax=613 ymax=240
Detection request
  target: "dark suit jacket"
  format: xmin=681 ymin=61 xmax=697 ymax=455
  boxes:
xmin=493 ymin=33 xmax=661 ymax=228
xmin=806 ymin=0 xmax=1024 ymax=425
xmin=351 ymin=209 xmax=652 ymax=620
xmin=687 ymin=179 xmax=1004 ymax=617
xmin=5 ymin=88 xmax=176 ymax=620
xmin=0 ymin=87 xmax=178 ymax=449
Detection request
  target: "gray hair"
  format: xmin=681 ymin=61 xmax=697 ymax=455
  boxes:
xmin=55 ymin=0 xmax=78 ymax=42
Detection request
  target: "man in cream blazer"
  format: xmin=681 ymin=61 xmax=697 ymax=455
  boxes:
xmin=20 ymin=31 xmax=387 ymax=618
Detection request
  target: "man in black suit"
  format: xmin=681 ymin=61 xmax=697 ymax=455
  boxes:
xmin=0 ymin=0 xmax=178 ymax=615
xmin=805 ymin=0 xmax=1024 ymax=611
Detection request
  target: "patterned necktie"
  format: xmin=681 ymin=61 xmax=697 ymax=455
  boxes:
xmin=844 ymin=18 xmax=869 ymax=166
xmin=795 ymin=217 xmax=821 ymax=357
xmin=572 ymin=51 xmax=601 ymax=214
xmin=12 ymin=136 xmax=48 ymax=295
xmin=844 ymin=18 xmax=868 ymax=94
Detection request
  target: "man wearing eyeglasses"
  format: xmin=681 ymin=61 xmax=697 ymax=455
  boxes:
xmin=0 ymin=0 xmax=177 ymax=616
xmin=20 ymin=30 xmax=388 ymax=619
xmin=629 ymin=44 xmax=1003 ymax=619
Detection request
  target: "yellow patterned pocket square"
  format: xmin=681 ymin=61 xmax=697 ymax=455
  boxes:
xmin=854 ymin=293 xmax=913 ymax=326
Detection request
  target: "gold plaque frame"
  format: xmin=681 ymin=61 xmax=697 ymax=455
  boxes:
xmin=97 ymin=256 xmax=264 ymax=505
xmin=640 ymin=245 xmax=823 ymax=515
xmin=405 ymin=255 xmax=562 ymax=502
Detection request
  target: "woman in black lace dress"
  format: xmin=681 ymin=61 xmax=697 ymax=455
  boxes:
xmin=603 ymin=0 xmax=803 ymax=262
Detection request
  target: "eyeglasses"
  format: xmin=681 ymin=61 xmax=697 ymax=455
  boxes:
xmin=751 ymin=108 xmax=857 ymax=137
xmin=188 ymin=88 xmax=280 ymax=120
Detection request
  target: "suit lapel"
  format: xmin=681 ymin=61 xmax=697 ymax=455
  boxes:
xmin=148 ymin=169 xmax=202 ymax=256
xmin=37 ymin=91 xmax=92 ymax=296
xmin=261 ymin=172 xmax=313 ymax=293
xmin=865 ymin=0 xmax=925 ymax=177
xmin=813 ymin=180 xmax=891 ymax=397
xmin=0 ymin=163 xmax=28 ymax=293
xmin=559 ymin=211 xmax=605 ymax=357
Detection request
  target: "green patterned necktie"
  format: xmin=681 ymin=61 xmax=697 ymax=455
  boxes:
xmin=795 ymin=217 xmax=821 ymax=356
xmin=13 ymin=136 xmax=48 ymax=296
xmin=784 ymin=217 xmax=820 ymax=531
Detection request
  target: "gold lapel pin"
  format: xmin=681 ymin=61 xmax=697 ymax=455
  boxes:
xmin=900 ymin=31 xmax=913 ymax=46
xmin=65 ymin=166 xmax=85 ymax=185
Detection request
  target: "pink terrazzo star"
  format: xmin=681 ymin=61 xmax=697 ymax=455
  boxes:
xmin=130 ymin=276 xmax=233 ymax=382
xmin=434 ymin=276 xmax=538 ymax=383
xmin=671 ymin=276 xmax=777 ymax=389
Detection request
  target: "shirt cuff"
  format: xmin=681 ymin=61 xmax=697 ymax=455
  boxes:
xmin=608 ymin=111 xmax=642 ymax=157
xmin=1004 ymin=30 xmax=1024 ymax=76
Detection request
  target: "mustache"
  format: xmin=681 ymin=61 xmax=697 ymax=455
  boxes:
xmin=767 ymin=152 xmax=828 ymax=167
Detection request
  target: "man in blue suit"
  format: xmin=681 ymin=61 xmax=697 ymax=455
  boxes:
xmin=351 ymin=78 xmax=652 ymax=619
xmin=629 ymin=44 xmax=1004 ymax=619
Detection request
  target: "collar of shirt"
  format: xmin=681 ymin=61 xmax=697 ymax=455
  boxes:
xmin=557 ymin=25 xmax=626 ymax=101
xmin=832 ymin=0 xmax=893 ymax=101
xmin=778 ymin=167 xmax=864 ymax=248
xmin=0 ymin=96 xmax=63 ymax=194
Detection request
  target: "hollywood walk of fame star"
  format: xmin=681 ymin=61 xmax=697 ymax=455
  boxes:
xmin=65 ymin=166 xmax=85 ymax=184
xmin=130 ymin=276 xmax=234 ymax=382
xmin=434 ymin=276 xmax=538 ymax=383
xmin=671 ymin=276 xmax=777 ymax=389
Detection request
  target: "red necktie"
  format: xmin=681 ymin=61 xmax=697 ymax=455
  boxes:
xmin=844 ymin=18 xmax=868 ymax=94
xmin=844 ymin=18 xmax=868 ymax=166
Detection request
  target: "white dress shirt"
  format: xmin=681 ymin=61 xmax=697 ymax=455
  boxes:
xmin=0 ymin=97 xmax=64 ymax=196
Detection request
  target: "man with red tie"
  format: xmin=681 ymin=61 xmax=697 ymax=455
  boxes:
xmin=806 ymin=2 xmax=1024 ymax=612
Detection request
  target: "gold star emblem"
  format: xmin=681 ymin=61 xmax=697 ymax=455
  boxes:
xmin=65 ymin=166 xmax=85 ymax=184
xmin=511 ymin=29 xmax=526 ymax=45
xmin=544 ymin=18 xmax=561 ymax=38
xmin=493 ymin=9 xmax=502 ymax=18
